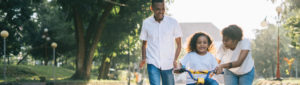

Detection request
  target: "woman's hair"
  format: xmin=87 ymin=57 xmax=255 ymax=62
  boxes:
xmin=222 ymin=25 xmax=243 ymax=41
xmin=186 ymin=32 xmax=215 ymax=54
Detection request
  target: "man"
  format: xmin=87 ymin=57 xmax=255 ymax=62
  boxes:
xmin=139 ymin=0 xmax=182 ymax=85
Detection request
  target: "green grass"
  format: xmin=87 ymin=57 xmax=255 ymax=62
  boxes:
xmin=0 ymin=64 xmax=140 ymax=84
xmin=0 ymin=64 xmax=74 ymax=82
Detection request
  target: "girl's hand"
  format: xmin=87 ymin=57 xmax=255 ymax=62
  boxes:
xmin=215 ymin=65 xmax=224 ymax=74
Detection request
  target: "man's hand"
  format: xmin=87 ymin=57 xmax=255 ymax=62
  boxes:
xmin=140 ymin=41 xmax=147 ymax=69
xmin=139 ymin=59 xmax=146 ymax=69
xmin=173 ymin=60 xmax=178 ymax=69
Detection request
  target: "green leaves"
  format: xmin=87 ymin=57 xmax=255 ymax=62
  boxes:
xmin=0 ymin=0 xmax=41 ymax=56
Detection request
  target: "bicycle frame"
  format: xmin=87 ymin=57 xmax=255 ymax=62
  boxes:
xmin=175 ymin=65 xmax=223 ymax=85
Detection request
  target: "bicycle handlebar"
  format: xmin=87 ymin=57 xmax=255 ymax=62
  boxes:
xmin=174 ymin=65 xmax=224 ymax=85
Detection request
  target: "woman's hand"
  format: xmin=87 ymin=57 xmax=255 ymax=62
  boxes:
xmin=215 ymin=65 xmax=224 ymax=74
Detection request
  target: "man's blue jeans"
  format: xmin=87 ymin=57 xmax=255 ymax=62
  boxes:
xmin=147 ymin=64 xmax=174 ymax=85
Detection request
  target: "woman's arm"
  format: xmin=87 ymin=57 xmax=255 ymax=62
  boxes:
xmin=221 ymin=50 xmax=249 ymax=68
xmin=215 ymin=50 xmax=249 ymax=74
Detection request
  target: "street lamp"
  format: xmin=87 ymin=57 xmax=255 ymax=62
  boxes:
xmin=46 ymin=37 xmax=51 ymax=41
xmin=44 ymin=28 xmax=48 ymax=33
xmin=1 ymin=30 xmax=9 ymax=83
xmin=275 ymin=6 xmax=282 ymax=80
xmin=127 ymin=38 xmax=131 ymax=85
xmin=51 ymin=42 xmax=57 ymax=81
xmin=42 ymin=28 xmax=50 ymax=65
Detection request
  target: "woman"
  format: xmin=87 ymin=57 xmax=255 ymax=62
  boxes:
xmin=215 ymin=25 xmax=255 ymax=85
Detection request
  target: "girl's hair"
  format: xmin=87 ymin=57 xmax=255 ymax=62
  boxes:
xmin=186 ymin=32 xmax=215 ymax=54
xmin=222 ymin=25 xmax=243 ymax=41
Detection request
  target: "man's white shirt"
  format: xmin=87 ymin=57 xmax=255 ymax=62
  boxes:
xmin=139 ymin=15 xmax=182 ymax=70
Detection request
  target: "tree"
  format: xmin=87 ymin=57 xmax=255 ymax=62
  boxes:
xmin=56 ymin=0 xmax=152 ymax=80
xmin=19 ymin=1 xmax=75 ymax=66
xmin=266 ymin=0 xmax=300 ymax=78
xmin=0 ymin=0 xmax=41 ymax=64
xmin=253 ymin=24 xmax=294 ymax=78
xmin=284 ymin=15 xmax=300 ymax=49
xmin=281 ymin=0 xmax=300 ymax=77
xmin=97 ymin=27 xmax=143 ymax=79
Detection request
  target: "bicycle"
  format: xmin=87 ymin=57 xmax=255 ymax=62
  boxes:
xmin=174 ymin=65 xmax=223 ymax=85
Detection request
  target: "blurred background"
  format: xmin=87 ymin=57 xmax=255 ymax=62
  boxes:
xmin=0 ymin=0 xmax=299 ymax=85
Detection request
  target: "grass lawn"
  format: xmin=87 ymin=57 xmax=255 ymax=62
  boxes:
xmin=0 ymin=64 xmax=74 ymax=82
xmin=0 ymin=64 xmax=145 ymax=85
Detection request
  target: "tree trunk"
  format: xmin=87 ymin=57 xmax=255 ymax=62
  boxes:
xmin=71 ymin=7 xmax=86 ymax=80
xmin=7 ymin=56 xmax=10 ymax=65
xmin=54 ymin=55 xmax=57 ymax=66
xmin=98 ymin=55 xmax=112 ymax=80
xmin=71 ymin=4 xmax=114 ymax=80
xmin=103 ymin=60 xmax=111 ymax=79
xmin=98 ymin=55 xmax=107 ymax=80
xmin=44 ymin=59 xmax=49 ymax=66
xmin=82 ymin=4 xmax=114 ymax=80
xmin=64 ymin=57 xmax=68 ymax=65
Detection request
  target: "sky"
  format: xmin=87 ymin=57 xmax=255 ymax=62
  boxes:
xmin=166 ymin=0 xmax=283 ymax=39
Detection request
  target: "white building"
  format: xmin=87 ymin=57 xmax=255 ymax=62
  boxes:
xmin=180 ymin=22 xmax=222 ymax=49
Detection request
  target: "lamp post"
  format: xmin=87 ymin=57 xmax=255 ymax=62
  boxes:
xmin=51 ymin=42 xmax=57 ymax=81
xmin=275 ymin=6 xmax=282 ymax=80
xmin=127 ymin=38 xmax=131 ymax=85
xmin=1 ymin=30 xmax=9 ymax=83
xmin=42 ymin=28 xmax=50 ymax=65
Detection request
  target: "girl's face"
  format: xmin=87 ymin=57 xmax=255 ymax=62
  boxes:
xmin=196 ymin=36 xmax=210 ymax=55
xmin=222 ymin=36 xmax=238 ymax=50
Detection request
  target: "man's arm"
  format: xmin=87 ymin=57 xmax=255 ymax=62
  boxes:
xmin=139 ymin=40 xmax=147 ymax=68
xmin=173 ymin=37 xmax=181 ymax=68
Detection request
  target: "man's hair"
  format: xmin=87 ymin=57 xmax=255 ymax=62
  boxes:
xmin=152 ymin=0 xmax=164 ymax=6
xmin=222 ymin=25 xmax=243 ymax=41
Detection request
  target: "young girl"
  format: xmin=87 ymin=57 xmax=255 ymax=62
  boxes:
xmin=177 ymin=32 xmax=219 ymax=85
xmin=215 ymin=25 xmax=255 ymax=85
